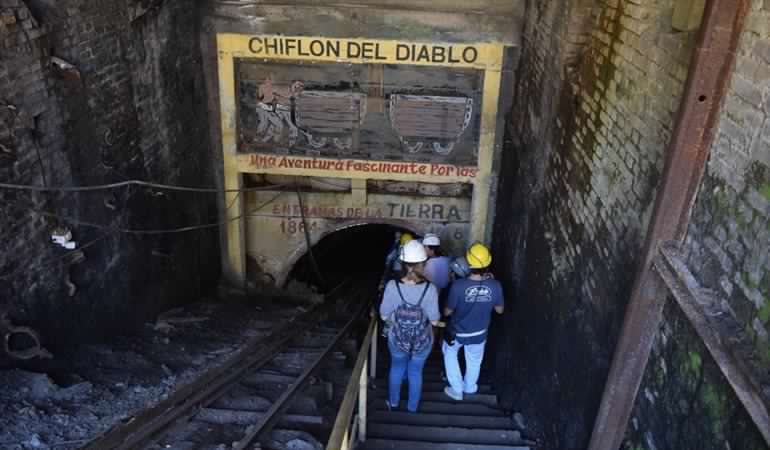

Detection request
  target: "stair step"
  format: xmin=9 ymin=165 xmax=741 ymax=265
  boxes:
xmin=371 ymin=379 xmax=493 ymax=394
xmin=369 ymin=410 xmax=512 ymax=429
xmin=361 ymin=439 xmax=529 ymax=450
xmin=375 ymin=368 xmax=492 ymax=382
xmin=368 ymin=423 xmax=523 ymax=446
xmin=371 ymin=389 xmax=498 ymax=406
xmin=371 ymin=400 xmax=505 ymax=416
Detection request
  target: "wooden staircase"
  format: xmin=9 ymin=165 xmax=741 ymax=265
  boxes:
xmin=358 ymin=341 xmax=530 ymax=450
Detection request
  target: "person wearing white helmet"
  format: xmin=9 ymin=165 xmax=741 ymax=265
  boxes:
xmin=379 ymin=240 xmax=442 ymax=413
xmin=421 ymin=233 xmax=452 ymax=292
xmin=421 ymin=233 xmax=453 ymax=352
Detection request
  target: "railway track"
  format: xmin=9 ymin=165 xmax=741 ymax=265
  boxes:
xmin=83 ymin=279 xmax=371 ymax=450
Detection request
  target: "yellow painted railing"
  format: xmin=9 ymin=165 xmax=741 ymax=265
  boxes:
xmin=326 ymin=317 xmax=378 ymax=450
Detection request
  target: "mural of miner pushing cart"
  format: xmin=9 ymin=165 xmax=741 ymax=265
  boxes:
xmin=237 ymin=61 xmax=483 ymax=165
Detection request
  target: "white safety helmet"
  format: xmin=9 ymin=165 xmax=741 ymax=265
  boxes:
xmin=399 ymin=240 xmax=428 ymax=263
xmin=422 ymin=233 xmax=441 ymax=247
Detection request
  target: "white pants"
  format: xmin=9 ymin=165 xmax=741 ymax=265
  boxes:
xmin=442 ymin=339 xmax=486 ymax=394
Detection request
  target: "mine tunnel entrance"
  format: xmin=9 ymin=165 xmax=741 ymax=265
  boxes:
xmin=289 ymin=223 xmax=413 ymax=291
xmin=4 ymin=0 xmax=768 ymax=448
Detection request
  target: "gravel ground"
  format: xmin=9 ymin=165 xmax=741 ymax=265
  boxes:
xmin=0 ymin=295 xmax=307 ymax=450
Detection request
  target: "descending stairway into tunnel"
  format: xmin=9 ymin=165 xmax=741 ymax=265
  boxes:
xmin=291 ymin=227 xmax=531 ymax=449
xmin=359 ymin=338 xmax=530 ymax=450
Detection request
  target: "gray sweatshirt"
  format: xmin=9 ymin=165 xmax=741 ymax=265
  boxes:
xmin=380 ymin=280 xmax=440 ymax=323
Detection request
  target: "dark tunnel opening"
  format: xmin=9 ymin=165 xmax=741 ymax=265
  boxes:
xmin=289 ymin=224 xmax=414 ymax=291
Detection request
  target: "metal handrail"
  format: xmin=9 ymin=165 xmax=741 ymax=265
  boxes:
xmin=326 ymin=317 xmax=378 ymax=450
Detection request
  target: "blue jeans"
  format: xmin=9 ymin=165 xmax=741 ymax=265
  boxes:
xmin=387 ymin=336 xmax=432 ymax=412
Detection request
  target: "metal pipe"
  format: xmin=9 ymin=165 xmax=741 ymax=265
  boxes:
xmin=586 ymin=0 xmax=750 ymax=448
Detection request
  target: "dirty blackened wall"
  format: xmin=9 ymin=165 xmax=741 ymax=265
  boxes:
xmin=0 ymin=0 xmax=218 ymax=348
xmin=625 ymin=1 xmax=770 ymax=448
xmin=624 ymin=300 xmax=768 ymax=449
xmin=492 ymin=0 xmax=699 ymax=447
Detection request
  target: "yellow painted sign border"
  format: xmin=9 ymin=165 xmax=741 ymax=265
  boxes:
xmin=218 ymin=33 xmax=506 ymax=285
xmin=218 ymin=33 xmax=504 ymax=70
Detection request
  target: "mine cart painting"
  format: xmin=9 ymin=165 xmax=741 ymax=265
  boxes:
xmin=238 ymin=62 xmax=482 ymax=165
xmin=295 ymin=91 xmax=367 ymax=152
xmin=388 ymin=94 xmax=474 ymax=155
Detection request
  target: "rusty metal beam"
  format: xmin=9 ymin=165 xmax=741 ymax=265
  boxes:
xmin=586 ymin=0 xmax=750 ymax=448
xmin=653 ymin=243 xmax=770 ymax=446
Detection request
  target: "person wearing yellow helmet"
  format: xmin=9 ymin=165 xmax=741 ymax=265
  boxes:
xmin=466 ymin=242 xmax=492 ymax=270
xmin=384 ymin=231 xmax=414 ymax=281
xmin=442 ymin=242 xmax=504 ymax=401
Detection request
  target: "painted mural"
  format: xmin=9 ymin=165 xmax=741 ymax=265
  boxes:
xmin=237 ymin=61 xmax=483 ymax=165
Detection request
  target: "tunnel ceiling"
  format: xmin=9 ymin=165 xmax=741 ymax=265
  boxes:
xmin=207 ymin=0 xmax=525 ymax=45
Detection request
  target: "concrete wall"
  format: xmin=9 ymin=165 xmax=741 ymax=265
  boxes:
xmin=491 ymin=0 xmax=768 ymax=447
xmin=625 ymin=1 xmax=770 ymax=448
xmin=0 ymin=0 xmax=219 ymax=348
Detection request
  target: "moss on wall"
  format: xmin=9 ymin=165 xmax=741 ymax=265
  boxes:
xmin=625 ymin=302 xmax=768 ymax=450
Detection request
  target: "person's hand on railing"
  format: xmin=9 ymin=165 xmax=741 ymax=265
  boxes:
xmin=431 ymin=320 xmax=446 ymax=328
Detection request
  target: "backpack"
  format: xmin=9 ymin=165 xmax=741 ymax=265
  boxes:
xmin=392 ymin=282 xmax=432 ymax=355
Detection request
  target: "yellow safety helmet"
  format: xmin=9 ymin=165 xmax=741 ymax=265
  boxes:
xmin=400 ymin=232 xmax=414 ymax=246
xmin=466 ymin=242 xmax=492 ymax=269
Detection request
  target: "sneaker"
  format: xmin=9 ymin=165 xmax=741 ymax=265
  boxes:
xmin=385 ymin=400 xmax=396 ymax=411
xmin=444 ymin=386 xmax=463 ymax=401
xmin=463 ymin=388 xmax=478 ymax=395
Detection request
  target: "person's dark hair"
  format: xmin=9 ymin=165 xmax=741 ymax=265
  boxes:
xmin=426 ymin=245 xmax=442 ymax=257
xmin=469 ymin=267 xmax=487 ymax=276
xmin=400 ymin=262 xmax=425 ymax=280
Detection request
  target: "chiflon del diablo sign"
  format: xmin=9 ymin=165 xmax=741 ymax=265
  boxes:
xmin=247 ymin=36 xmax=482 ymax=65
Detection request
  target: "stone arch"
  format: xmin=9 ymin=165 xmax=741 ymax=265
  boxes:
xmin=275 ymin=218 xmax=427 ymax=287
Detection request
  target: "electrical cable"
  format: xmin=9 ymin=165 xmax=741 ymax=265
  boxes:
xmin=0 ymin=192 xmax=286 ymax=280
xmin=0 ymin=180 xmax=289 ymax=193
xmin=0 ymin=231 xmax=116 ymax=281
xmin=4 ymin=191 xmax=284 ymax=235
xmin=295 ymin=187 xmax=326 ymax=291
xmin=304 ymin=177 xmax=351 ymax=190
xmin=225 ymin=191 xmax=242 ymax=213
xmin=1 ymin=102 xmax=48 ymax=186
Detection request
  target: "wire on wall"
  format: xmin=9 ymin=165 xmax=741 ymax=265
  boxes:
xmin=5 ymin=191 xmax=284 ymax=235
xmin=295 ymin=186 xmax=326 ymax=291
xmin=0 ymin=231 xmax=116 ymax=281
xmin=0 ymin=180 xmax=289 ymax=193
xmin=0 ymin=191 xmax=286 ymax=280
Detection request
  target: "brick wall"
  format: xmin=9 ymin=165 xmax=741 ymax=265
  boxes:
xmin=624 ymin=301 xmax=768 ymax=449
xmin=626 ymin=0 xmax=770 ymax=448
xmin=0 ymin=0 xmax=219 ymax=348
xmin=491 ymin=0 xmax=700 ymax=447
xmin=684 ymin=0 xmax=770 ymax=377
